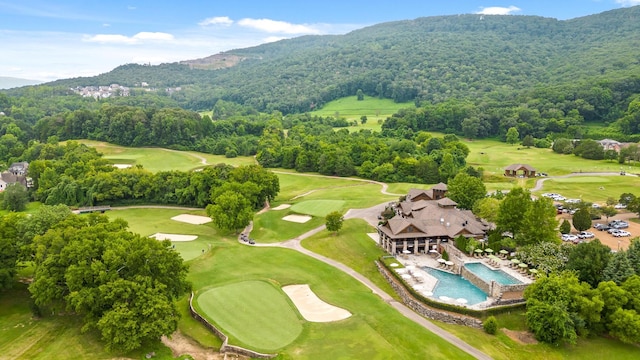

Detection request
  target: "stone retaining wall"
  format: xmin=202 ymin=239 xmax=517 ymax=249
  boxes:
xmin=377 ymin=262 xmax=482 ymax=329
xmin=189 ymin=292 xmax=277 ymax=359
xmin=460 ymin=266 xmax=493 ymax=296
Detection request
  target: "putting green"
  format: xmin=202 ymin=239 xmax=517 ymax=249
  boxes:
xmin=196 ymin=281 xmax=303 ymax=351
xmin=290 ymin=200 xmax=345 ymax=217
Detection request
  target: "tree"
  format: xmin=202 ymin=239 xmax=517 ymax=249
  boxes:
xmin=325 ymin=211 xmax=344 ymax=234
xmin=496 ymin=187 xmax=531 ymax=237
xmin=522 ymin=135 xmax=535 ymax=148
xmin=360 ymin=115 xmax=367 ymax=124
xmin=505 ymin=127 xmax=520 ymax=145
xmin=560 ymin=219 xmax=571 ymax=234
xmin=446 ymin=172 xmax=487 ymax=210
xmin=628 ymin=239 xmax=640 ymax=275
xmin=567 ymin=239 xmax=612 ymax=287
xmin=356 ymin=89 xmax=364 ymax=101
xmin=1 ymin=183 xmax=29 ymax=212
xmin=619 ymin=193 xmax=636 ymax=206
xmin=0 ymin=213 xmax=24 ymax=290
xmin=601 ymin=206 xmax=617 ymax=221
xmin=472 ymin=197 xmax=500 ymax=223
xmin=483 ymin=316 xmax=498 ymax=335
xmin=608 ymin=308 xmax=640 ymax=344
xmin=206 ymin=191 xmax=254 ymax=233
xmin=519 ymin=197 xmax=559 ymax=246
xmin=572 ymin=206 xmax=592 ymax=232
xmin=603 ymin=251 xmax=635 ymax=285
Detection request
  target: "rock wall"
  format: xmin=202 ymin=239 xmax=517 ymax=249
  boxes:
xmin=377 ymin=262 xmax=483 ymax=329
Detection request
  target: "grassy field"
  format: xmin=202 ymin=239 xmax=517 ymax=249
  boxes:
xmin=106 ymin=207 xmax=224 ymax=262
xmin=76 ymin=140 xmax=255 ymax=172
xmin=301 ymin=219 xmax=399 ymax=299
xmin=289 ymin=200 xmax=345 ymax=217
xmin=0 ymin=284 xmax=177 ymax=360
xmin=188 ymin=245 xmax=473 ymax=359
xmin=535 ymin=175 xmax=640 ymax=204
xmin=196 ymin=281 xmax=303 ymax=352
xmin=310 ymin=96 xmax=413 ymax=133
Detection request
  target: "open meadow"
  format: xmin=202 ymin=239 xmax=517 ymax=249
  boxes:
xmin=76 ymin=140 xmax=255 ymax=172
xmin=310 ymin=96 xmax=414 ymax=132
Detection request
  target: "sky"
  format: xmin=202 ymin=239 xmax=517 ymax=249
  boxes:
xmin=1 ymin=0 xmax=639 ymax=82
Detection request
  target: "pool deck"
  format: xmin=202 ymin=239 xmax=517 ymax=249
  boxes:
xmin=393 ymin=253 xmax=532 ymax=309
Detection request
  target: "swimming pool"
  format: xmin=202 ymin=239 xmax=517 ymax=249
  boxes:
xmin=464 ymin=262 xmax=523 ymax=285
xmin=424 ymin=267 xmax=488 ymax=305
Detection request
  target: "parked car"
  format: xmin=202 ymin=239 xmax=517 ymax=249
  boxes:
xmin=594 ymin=223 xmax=610 ymax=231
xmin=613 ymin=230 xmax=631 ymax=237
xmin=578 ymin=231 xmax=595 ymax=239
xmin=561 ymin=234 xmax=579 ymax=242
xmin=592 ymin=203 xmax=601 ymax=209
xmin=609 ymin=220 xmax=629 ymax=229
xmin=565 ymin=199 xmax=581 ymax=204
xmin=614 ymin=203 xmax=627 ymax=209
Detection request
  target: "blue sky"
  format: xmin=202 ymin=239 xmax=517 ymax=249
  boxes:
xmin=1 ymin=0 xmax=639 ymax=81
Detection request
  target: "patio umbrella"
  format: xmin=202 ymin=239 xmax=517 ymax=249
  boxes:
xmin=445 ymin=261 xmax=454 ymax=266
xmin=529 ymin=269 xmax=539 ymax=275
xmin=499 ymin=249 xmax=509 ymax=255
xmin=437 ymin=258 xmax=446 ymax=264
xmin=484 ymin=248 xmax=494 ymax=253
xmin=510 ymin=259 xmax=521 ymax=264
xmin=474 ymin=248 xmax=484 ymax=253
xmin=395 ymin=268 xmax=407 ymax=273
xmin=518 ymin=263 xmax=529 ymax=269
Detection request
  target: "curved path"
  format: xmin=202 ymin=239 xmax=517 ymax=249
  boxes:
xmin=249 ymin=223 xmax=491 ymax=360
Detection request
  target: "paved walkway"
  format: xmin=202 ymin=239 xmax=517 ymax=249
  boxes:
xmin=249 ymin=218 xmax=492 ymax=359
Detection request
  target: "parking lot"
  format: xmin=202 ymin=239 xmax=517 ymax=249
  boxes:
xmin=558 ymin=211 xmax=638 ymax=251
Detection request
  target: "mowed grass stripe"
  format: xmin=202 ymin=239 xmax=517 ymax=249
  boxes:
xmin=290 ymin=200 xmax=345 ymax=217
xmin=196 ymin=281 xmax=303 ymax=351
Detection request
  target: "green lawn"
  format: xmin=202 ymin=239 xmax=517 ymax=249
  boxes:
xmin=76 ymin=140 xmax=255 ymax=172
xmin=196 ymin=281 xmax=303 ymax=352
xmin=301 ymin=219 xmax=399 ymax=299
xmin=289 ymin=200 xmax=345 ymax=217
xmin=187 ymin=245 xmax=473 ymax=359
xmin=106 ymin=208 xmax=224 ymax=262
xmin=251 ymin=209 xmax=325 ymax=243
xmin=0 ymin=284 xmax=176 ymax=360
xmin=535 ymin=176 xmax=640 ymax=204
xmin=310 ymin=96 xmax=413 ymax=120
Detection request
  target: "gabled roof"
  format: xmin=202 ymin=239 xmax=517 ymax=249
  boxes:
xmin=431 ymin=182 xmax=448 ymax=191
xmin=436 ymin=198 xmax=458 ymax=207
xmin=505 ymin=163 xmax=536 ymax=171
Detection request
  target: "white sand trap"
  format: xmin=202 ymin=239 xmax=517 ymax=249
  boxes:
xmin=150 ymin=233 xmax=198 ymax=242
xmin=367 ymin=233 xmax=379 ymax=242
xmin=282 ymin=214 xmax=312 ymax=223
xmin=271 ymin=204 xmax=291 ymax=210
xmin=113 ymin=164 xmax=132 ymax=169
xmin=282 ymin=284 xmax=351 ymax=322
xmin=171 ymin=214 xmax=212 ymax=225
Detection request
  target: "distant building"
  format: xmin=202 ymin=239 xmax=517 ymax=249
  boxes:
xmin=0 ymin=162 xmax=32 ymax=191
xmin=504 ymin=164 xmax=536 ymax=178
xmin=377 ymin=184 xmax=493 ymax=255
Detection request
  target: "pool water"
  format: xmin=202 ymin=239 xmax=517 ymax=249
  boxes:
xmin=464 ymin=263 xmax=523 ymax=285
xmin=424 ymin=267 xmax=488 ymax=305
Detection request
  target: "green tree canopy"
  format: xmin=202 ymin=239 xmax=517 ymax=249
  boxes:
xmin=567 ymin=239 xmax=612 ymax=287
xmin=1 ymin=183 xmax=29 ymax=212
xmin=446 ymin=172 xmax=487 ymax=210
xmin=325 ymin=211 xmax=344 ymax=234
xmin=206 ymin=190 xmax=254 ymax=233
xmin=572 ymin=205 xmax=592 ymax=232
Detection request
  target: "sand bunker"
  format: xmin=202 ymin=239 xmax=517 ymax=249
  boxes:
xmin=282 ymin=215 xmax=312 ymax=223
xmin=150 ymin=233 xmax=198 ymax=242
xmin=113 ymin=164 xmax=132 ymax=169
xmin=171 ymin=214 xmax=212 ymax=225
xmin=282 ymin=284 xmax=351 ymax=322
xmin=271 ymin=204 xmax=292 ymax=210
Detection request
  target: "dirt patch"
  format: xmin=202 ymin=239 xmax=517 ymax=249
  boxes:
xmin=161 ymin=330 xmax=242 ymax=360
xmin=502 ymin=328 xmax=538 ymax=345
xmin=282 ymin=284 xmax=351 ymax=322
xmin=271 ymin=204 xmax=291 ymax=210
xmin=150 ymin=233 xmax=198 ymax=242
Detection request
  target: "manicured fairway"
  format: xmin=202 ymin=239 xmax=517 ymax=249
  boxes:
xmin=196 ymin=281 xmax=303 ymax=352
xmin=536 ymin=176 xmax=640 ymax=203
xmin=310 ymin=96 xmax=413 ymax=119
xmin=289 ymin=200 xmax=345 ymax=217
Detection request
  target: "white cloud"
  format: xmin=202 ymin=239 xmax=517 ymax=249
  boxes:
xmin=615 ymin=0 xmax=640 ymax=6
xmin=83 ymin=32 xmax=174 ymax=44
xmin=237 ymin=18 xmax=321 ymax=34
xmin=199 ymin=16 xmax=234 ymax=26
xmin=476 ymin=6 xmax=521 ymax=15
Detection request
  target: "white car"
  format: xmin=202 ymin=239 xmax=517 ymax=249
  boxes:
xmin=578 ymin=231 xmax=595 ymax=239
xmin=614 ymin=204 xmax=627 ymax=209
xmin=592 ymin=203 xmax=601 ymax=209
xmin=613 ymin=230 xmax=631 ymax=237
xmin=553 ymin=195 xmax=566 ymax=201
xmin=561 ymin=234 xmax=579 ymax=242
xmin=565 ymin=199 xmax=581 ymax=204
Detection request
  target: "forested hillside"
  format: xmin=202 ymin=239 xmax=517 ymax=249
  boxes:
xmin=38 ymin=7 xmax=640 ymax=114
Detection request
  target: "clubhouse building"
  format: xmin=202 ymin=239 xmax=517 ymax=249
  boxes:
xmin=377 ymin=183 xmax=493 ymax=255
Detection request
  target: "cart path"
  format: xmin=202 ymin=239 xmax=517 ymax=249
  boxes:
xmin=250 ymin=224 xmax=491 ymax=360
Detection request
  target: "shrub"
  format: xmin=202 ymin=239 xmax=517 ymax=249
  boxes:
xmin=442 ymin=250 xmax=449 ymax=261
xmin=559 ymin=219 xmax=571 ymax=234
xmin=483 ymin=316 xmax=498 ymax=335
